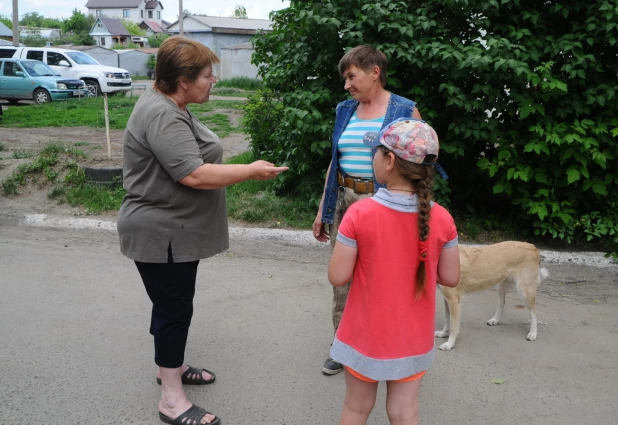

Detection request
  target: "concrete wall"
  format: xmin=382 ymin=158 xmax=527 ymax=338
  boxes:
xmin=118 ymin=51 xmax=150 ymax=76
xmin=220 ymin=47 xmax=259 ymax=80
xmin=82 ymin=47 xmax=119 ymax=68
xmin=185 ymin=33 xmax=254 ymax=75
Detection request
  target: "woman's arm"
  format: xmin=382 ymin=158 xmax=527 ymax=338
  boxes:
xmin=179 ymin=160 xmax=288 ymax=190
xmin=437 ymin=246 xmax=460 ymax=287
xmin=328 ymin=241 xmax=358 ymax=287
xmin=412 ymin=106 xmax=422 ymax=120
xmin=312 ymin=160 xmax=333 ymax=242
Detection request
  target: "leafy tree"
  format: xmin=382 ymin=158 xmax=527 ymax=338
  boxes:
xmin=62 ymin=9 xmax=95 ymax=34
xmin=147 ymin=33 xmax=169 ymax=48
xmin=120 ymin=19 xmax=146 ymax=36
xmin=61 ymin=9 xmax=96 ymax=46
xmin=0 ymin=15 xmax=12 ymax=29
xmin=232 ymin=5 xmax=248 ymax=19
xmin=19 ymin=12 xmax=45 ymax=27
xmin=249 ymin=0 xmax=618 ymax=251
xmin=17 ymin=12 xmax=61 ymax=29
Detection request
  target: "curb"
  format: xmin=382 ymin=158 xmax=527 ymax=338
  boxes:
xmin=18 ymin=213 xmax=618 ymax=269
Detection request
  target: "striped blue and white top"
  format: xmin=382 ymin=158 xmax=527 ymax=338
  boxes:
xmin=338 ymin=113 xmax=385 ymax=178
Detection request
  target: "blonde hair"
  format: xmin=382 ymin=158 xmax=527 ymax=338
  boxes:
xmin=154 ymin=36 xmax=220 ymax=95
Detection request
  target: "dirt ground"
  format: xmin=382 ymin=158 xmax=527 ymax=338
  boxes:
xmin=0 ymin=103 xmax=249 ymax=217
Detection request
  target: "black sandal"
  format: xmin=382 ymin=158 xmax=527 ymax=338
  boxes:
xmin=157 ymin=365 xmax=216 ymax=385
xmin=159 ymin=404 xmax=220 ymax=425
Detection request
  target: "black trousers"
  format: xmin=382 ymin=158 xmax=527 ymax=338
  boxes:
xmin=135 ymin=245 xmax=199 ymax=368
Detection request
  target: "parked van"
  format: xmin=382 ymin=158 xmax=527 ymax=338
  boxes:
xmin=0 ymin=46 xmax=132 ymax=96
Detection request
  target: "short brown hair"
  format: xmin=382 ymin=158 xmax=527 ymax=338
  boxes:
xmin=338 ymin=45 xmax=388 ymax=87
xmin=154 ymin=36 xmax=220 ymax=95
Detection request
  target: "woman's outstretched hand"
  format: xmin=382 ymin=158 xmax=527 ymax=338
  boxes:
xmin=249 ymin=161 xmax=289 ymax=180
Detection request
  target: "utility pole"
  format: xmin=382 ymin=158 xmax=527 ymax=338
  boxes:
xmin=179 ymin=0 xmax=184 ymax=36
xmin=12 ymin=0 xmax=19 ymax=46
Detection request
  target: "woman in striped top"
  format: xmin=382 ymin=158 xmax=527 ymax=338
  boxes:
xmin=312 ymin=45 xmax=423 ymax=376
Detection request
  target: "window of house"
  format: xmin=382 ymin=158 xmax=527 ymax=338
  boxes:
xmin=96 ymin=10 xmax=102 ymax=17
xmin=26 ymin=51 xmax=44 ymax=61
xmin=101 ymin=37 xmax=106 ymax=46
xmin=98 ymin=23 xmax=103 ymax=28
xmin=157 ymin=11 xmax=160 ymax=19
xmin=148 ymin=11 xmax=153 ymax=18
xmin=123 ymin=9 xmax=130 ymax=17
xmin=141 ymin=10 xmax=144 ymax=18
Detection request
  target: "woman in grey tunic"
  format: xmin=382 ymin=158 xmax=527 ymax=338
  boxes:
xmin=117 ymin=36 xmax=287 ymax=425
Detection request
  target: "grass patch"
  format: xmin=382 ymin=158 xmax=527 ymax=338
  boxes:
xmin=132 ymin=76 xmax=152 ymax=80
xmin=13 ymin=149 xmax=36 ymax=159
xmin=198 ymin=113 xmax=241 ymax=137
xmin=0 ymin=97 xmax=245 ymax=130
xmin=0 ymin=97 xmax=138 ymax=129
xmin=215 ymin=77 xmax=262 ymax=91
xmin=2 ymin=141 xmax=124 ymax=213
xmin=225 ymin=151 xmax=315 ymax=228
xmin=0 ymin=142 xmax=6 ymax=152
xmin=211 ymin=88 xmax=254 ymax=97
xmin=190 ymin=100 xmax=246 ymax=113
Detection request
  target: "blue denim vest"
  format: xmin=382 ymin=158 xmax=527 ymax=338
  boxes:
xmin=321 ymin=93 xmax=417 ymax=224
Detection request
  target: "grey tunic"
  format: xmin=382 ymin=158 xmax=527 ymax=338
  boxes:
xmin=117 ymin=88 xmax=229 ymax=263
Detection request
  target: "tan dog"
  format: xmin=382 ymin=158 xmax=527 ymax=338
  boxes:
xmin=435 ymin=241 xmax=549 ymax=350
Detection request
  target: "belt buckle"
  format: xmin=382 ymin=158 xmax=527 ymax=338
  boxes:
xmin=352 ymin=177 xmax=368 ymax=194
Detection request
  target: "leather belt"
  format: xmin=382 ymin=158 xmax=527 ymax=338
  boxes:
xmin=337 ymin=173 xmax=374 ymax=194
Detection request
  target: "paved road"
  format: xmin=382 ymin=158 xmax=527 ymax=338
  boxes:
xmin=0 ymin=212 xmax=617 ymax=425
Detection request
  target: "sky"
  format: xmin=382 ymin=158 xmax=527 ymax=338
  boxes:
xmin=0 ymin=0 xmax=291 ymax=22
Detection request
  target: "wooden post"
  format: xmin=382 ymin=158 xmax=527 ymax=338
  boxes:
xmin=103 ymin=93 xmax=111 ymax=160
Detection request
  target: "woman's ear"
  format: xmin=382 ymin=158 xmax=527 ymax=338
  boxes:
xmin=372 ymin=65 xmax=380 ymax=81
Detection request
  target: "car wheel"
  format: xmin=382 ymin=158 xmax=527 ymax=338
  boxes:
xmin=83 ymin=80 xmax=101 ymax=97
xmin=33 ymin=89 xmax=51 ymax=104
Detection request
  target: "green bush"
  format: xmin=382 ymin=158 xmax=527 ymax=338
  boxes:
xmin=147 ymin=53 xmax=156 ymax=70
xmin=242 ymin=88 xmax=326 ymax=198
xmin=148 ymin=33 xmax=169 ymax=48
xmin=249 ymin=0 xmax=618 ymax=252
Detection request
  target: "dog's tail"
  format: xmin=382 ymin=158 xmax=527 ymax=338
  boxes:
xmin=538 ymin=267 xmax=550 ymax=286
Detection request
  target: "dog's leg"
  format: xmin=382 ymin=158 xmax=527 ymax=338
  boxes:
xmin=435 ymin=298 xmax=450 ymax=338
xmin=487 ymin=280 xmax=510 ymax=326
xmin=523 ymin=285 xmax=538 ymax=341
xmin=439 ymin=295 xmax=461 ymax=351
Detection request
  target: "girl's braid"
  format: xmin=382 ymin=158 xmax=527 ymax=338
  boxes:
xmin=414 ymin=170 xmax=433 ymax=299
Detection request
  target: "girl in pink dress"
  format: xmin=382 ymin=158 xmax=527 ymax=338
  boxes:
xmin=328 ymin=118 xmax=460 ymax=425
